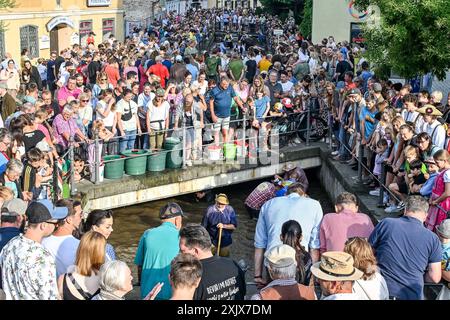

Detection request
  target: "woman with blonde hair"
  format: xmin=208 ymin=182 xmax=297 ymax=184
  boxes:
xmin=249 ymin=75 xmax=270 ymax=99
xmin=92 ymin=71 xmax=113 ymax=99
xmin=344 ymin=237 xmax=389 ymax=300
xmin=57 ymin=231 xmax=106 ymax=300
xmin=0 ymin=186 xmax=14 ymax=207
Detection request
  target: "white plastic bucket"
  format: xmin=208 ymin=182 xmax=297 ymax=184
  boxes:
xmin=90 ymin=163 xmax=105 ymax=183
xmin=235 ymin=141 xmax=247 ymax=158
xmin=208 ymin=146 xmax=221 ymax=161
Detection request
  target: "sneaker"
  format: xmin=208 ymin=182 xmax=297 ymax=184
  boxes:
xmin=369 ymin=188 xmax=380 ymax=196
xmin=331 ymin=151 xmax=339 ymax=156
xmin=384 ymin=204 xmax=398 ymax=213
xmin=383 ymin=193 xmax=389 ymax=204
xmin=385 ymin=203 xmax=404 ymax=213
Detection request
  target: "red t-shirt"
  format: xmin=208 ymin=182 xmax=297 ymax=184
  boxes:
xmin=148 ymin=63 xmax=169 ymax=88
xmin=105 ymin=64 xmax=120 ymax=88
xmin=87 ymin=36 xmax=95 ymax=45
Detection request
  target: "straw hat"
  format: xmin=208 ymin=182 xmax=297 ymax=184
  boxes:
xmin=215 ymin=193 xmax=229 ymax=205
xmin=265 ymin=244 xmax=297 ymax=268
xmin=282 ymin=162 xmax=297 ymax=172
xmin=417 ymin=104 xmax=442 ymax=116
xmin=310 ymin=251 xmax=363 ymax=281
xmin=436 ymin=219 xmax=450 ymax=239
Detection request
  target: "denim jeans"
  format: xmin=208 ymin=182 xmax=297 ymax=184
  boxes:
xmin=119 ymin=129 xmax=137 ymax=153
xmin=338 ymin=123 xmax=350 ymax=160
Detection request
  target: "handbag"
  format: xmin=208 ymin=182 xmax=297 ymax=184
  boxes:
xmin=121 ymin=102 xmax=133 ymax=122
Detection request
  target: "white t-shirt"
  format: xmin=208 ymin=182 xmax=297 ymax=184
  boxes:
xmin=279 ymin=81 xmax=294 ymax=93
xmin=147 ymin=100 xmax=170 ymax=130
xmin=426 ymin=120 xmax=446 ymax=149
xmin=78 ymin=105 xmax=93 ymax=124
xmin=353 ymin=271 xmax=389 ymax=300
xmin=401 ymin=109 xmax=425 ymax=134
xmin=116 ymin=99 xmax=138 ymax=131
xmin=443 ymin=169 xmax=450 ymax=183
xmin=42 ymin=235 xmax=80 ymax=277
xmin=192 ymin=80 xmax=208 ymax=95
xmin=96 ymin=100 xmax=116 ymax=127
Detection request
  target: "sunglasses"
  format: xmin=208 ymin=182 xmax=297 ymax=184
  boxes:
xmin=101 ymin=78 xmax=107 ymax=80
xmin=81 ymin=99 xmax=89 ymax=102
xmin=46 ymin=221 xmax=59 ymax=227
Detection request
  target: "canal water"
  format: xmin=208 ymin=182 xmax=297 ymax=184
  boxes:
xmin=108 ymin=168 xmax=333 ymax=299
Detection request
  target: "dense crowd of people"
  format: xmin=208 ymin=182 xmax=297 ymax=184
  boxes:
xmin=0 ymin=6 xmax=449 ymax=300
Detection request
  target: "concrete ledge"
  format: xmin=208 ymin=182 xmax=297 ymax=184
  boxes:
xmin=318 ymin=148 xmax=394 ymax=225
xmin=78 ymin=144 xmax=323 ymax=212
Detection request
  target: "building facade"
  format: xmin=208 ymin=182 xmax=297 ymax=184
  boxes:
xmin=0 ymin=0 xmax=125 ymax=60
xmin=215 ymin=0 xmax=260 ymax=9
xmin=312 ymin=0 xmax=369 ymax=44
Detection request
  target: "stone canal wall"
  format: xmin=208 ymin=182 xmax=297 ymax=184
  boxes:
xmin=78 ymin=145 xmax=322 ymax=212
xmin=78 ymin=143 xmax=387 ymax=225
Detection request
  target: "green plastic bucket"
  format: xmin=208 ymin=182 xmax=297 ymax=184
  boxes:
xmin=164 ymin=137 xmax=183 ymax=169
xmin=147 ymin=149 xmax=167 ymax=172
xmin=103 ymin=155 xmax=125 ymax=179
xmin=121 ymin=149 xmax=149 ymax=175
xmin=223 ymin=143 xmax=237 ymax=160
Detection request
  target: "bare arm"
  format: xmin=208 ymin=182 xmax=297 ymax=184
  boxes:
xmin=425 ymin=262 xmax=442 ymax=283
xmin=117 ymin=113 xmax=124 ymax=135
xmin=254 ymin=247 xmax=265 ymax=278
xmin=309 ymin=248 xmax=320 ymax=263
xmin=432 ymin=182 xmax=450 ymax=204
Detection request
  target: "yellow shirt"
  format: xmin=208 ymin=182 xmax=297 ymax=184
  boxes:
xmin=258 ymin=58 xmax=272 ymax=72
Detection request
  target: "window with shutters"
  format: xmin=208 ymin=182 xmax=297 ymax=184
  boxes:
xmin=79 ymin=20 xmax=93 ymax=46
xmin=102 ymin=18 xmax=115 ymax=41
xmin=20 ymin=25 xmax=39 ymax=58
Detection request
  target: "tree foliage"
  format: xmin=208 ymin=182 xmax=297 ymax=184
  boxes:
xmin=0 ymin=0 xmax=16 ymax=31
xmin=354 ymin=0 xmax=450 ymax=80
xmin=299 ymin=0 xmax=312 ymax=38
xmin=259 ymin=0 xmax=305 ymax=23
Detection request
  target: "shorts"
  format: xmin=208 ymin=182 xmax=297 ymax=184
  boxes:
xmin=213 ymin=116 xmax=230 ymax=132
xmin=229 ymin=112 xmax=242 ymax=129
xmin=398 ymin=180 xmax=409 ymax=194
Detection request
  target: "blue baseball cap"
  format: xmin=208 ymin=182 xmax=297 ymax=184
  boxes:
xmin=26 ymin=200 xmax=68 ymax=224
xmin=38 ymin=199 xmax=68 ymax=220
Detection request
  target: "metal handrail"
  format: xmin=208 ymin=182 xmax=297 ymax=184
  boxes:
xmin=64 ymin=106 xmax=331 ymax=193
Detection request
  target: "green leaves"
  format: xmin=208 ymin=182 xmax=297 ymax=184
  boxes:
xmin=0 ymin=0 xmax=15 ymax=32
xmin=299 ymin=0 xmax=312 ymax=37
xmin=355 ymin=0 xmax=450 ymax=80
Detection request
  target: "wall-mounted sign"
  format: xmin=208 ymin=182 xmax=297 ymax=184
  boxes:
xmin=87 ymin=0 xmax=111 ymax=7
xmin=70 ymin=33 xmax=80 ymax=45
xmin=46 ymin=16 xmax=75 ymax=32
xmin=40 ymin=35 xmax=50 ymax=49
xmin=273 ymin=29 xmax=283 ymax=36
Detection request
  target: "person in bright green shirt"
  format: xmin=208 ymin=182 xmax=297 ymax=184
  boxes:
xmin=228 ymin=53 xmax=245 ymax=82
xmin=205 ymin=48 xmax=221 ymax=80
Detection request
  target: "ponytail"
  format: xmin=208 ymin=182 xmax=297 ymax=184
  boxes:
xmin=281 ymin=220 xmax=309 ymax=284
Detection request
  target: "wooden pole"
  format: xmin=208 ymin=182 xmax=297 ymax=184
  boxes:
xmin=216 ymin=226 xmax=223 ymax=256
